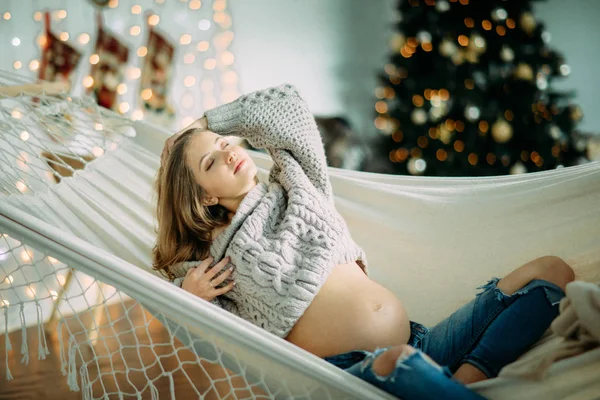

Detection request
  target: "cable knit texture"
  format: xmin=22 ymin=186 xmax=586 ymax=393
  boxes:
xmin=168 ymin=83 xmax=369 ymax=338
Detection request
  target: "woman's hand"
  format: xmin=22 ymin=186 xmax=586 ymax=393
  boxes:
xmin=161 ymin=116 xmax=208 ymax=167
xmin=181 ymin=256 xmax=235 ymax=301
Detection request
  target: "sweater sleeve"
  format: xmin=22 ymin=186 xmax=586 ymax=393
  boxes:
xmin=203 ymin=83 xmax=334 ymax=202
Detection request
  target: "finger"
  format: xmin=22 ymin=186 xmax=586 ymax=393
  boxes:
xmin=212 ymin=266 xmax=234 ymax=285
xmin=207 ymin=257 xmax=231 ymax=279
xmin=198 ymin=256 xmax=214 ymax=272
xmin=214 ymin=281 xmax=235 ymax=296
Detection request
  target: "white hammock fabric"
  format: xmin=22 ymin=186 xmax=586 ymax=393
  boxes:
xmin=1 ymin=83 xmax=599 ymax=399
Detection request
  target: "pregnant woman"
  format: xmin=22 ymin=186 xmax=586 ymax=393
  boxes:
xmin=153 ymin=83 xmax=574 ymax=399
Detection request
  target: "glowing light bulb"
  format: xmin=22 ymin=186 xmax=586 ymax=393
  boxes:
xmin=184 ymin=76 xmax=196 ymax=87
xmin=37 ymin=35 xmax=48 ymax=47
xmin=180 ymin=34 xmax=192 ymax=45
xmin=198 ymin=19 xmax=210 ymax=30
xmin=184 ymin=53 xmax=195 ymax=64
xmin=137 ymin=46 xmax=147 ymax=57
xmin=130 ymin=26 xmax=141 ymax=36
xmin=197 ymin=41 xmax=209 ymax=52
xmin=12 ymin=37 xmax=21 ymax=46
xmin=29 ymin=60 xmax=40 ymax=71
xmin=131 ymin=109 xmax=144 ymax=121
xmin=148 ymin=14 xmax=160 ymax=25
xmin=117 ymin=83 xmax=127 ymax=95
xmin=20 ymin=131 xmax=29 ymax=141
xmin=92 ymin=146 xmax=105 ymax=157
xmin=221 ymin=51 xmax=234 ymax=66
xmin=78 ymin=33 xmax=90 ymax=44
xmin=127 ymin=67 xmax=141 ymax=80
xmin=204 ymin=58 xmax=216 ymax=70
xmin=49 ymin=290 xmax=58 ymax=300
xmin=12 ymin=109 xmax=23 ymax=119
xmin=20 ymin=249 xmax=33 ymax=262
xmin=89 ymin=54 xmax=100 ymax=64
xmin=13 ymin=61 xmax=22 ymax=70
xmin=118 ymin=102 xmax=130 ymax=113
xmin=83 ymin=76 xmax=94 ymax=88
xmin=141 ymin=88 xmax=153 ymax=100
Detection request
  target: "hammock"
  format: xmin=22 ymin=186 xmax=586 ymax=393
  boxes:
xmin=0 ymin=73 xmax=599 ymax=399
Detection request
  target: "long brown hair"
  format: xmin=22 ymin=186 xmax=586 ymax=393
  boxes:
xmin=152 ymin=128 xmax=249 ymax=280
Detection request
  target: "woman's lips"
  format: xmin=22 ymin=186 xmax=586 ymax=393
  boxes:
xmin=234 ymin=159 xmax=245 ymax=174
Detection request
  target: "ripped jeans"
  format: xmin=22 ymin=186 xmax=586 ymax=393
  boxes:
xmin=322 ymin=278 xmax=565 ymax=400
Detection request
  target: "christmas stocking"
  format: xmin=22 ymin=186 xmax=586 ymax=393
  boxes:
xmin=140 ymin=20 xmax=175 ymax=118
xmin=38 ymin=11 xmax=82 ymax=94
xmin=87 ymin=12 xmax=130 ymax=112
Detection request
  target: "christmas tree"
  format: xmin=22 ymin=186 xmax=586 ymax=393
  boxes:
xmin=371 ymin=0 xmax=589 ymax=176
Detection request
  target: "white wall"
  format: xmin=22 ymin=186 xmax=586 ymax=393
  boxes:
xmin=228 ymin=0 xmax=396 ymax=137
xmin=533 ymin=0 xmax=600 ymax=133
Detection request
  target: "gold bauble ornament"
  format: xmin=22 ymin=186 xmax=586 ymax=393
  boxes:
xmin=411 ymin=109 xmax=428 ymax=125
xmin=390 ymin=32 xmax=406 ymax=52
xmin=439 ymin=39 xmax=458 ymax=57
xmin=520 ymin=12 xmax=537 ymax=35
xmin=570 ymin=105 xmax=584 ymax=121
xmin=500 ymin=46 xmax=514 ymax=62
xmin=407 ymin=157 xmax=427 ymax=175
xmin=514 ymin=63 xmax=534 ymax=81
xmin=468 ymin=34 xmax=486 ymax=55
xmin=492 ymin=119 xmax=513 ymax=143
xmin=510 ymin=161 xmax=527 ymax=175
xmin=465 ymin=49 xmax=479 ymax=64
xmin=451 ymin=50 xmax=465 ymax=65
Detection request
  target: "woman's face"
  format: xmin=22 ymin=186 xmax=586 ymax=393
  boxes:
xmin=185 ymin=131 xmax=257 ymax=202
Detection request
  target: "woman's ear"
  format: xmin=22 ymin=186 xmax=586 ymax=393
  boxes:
xmin=202 ymin=196 xmax=219 ymax=206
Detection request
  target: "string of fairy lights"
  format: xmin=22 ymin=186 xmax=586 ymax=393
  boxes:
xmin=0 ymin=0 xmax=242 ymax=303
xmin=2 ymin=0 xmax=241 ymax=198
xmin=4 ymin=0 xmax=240 ymax=130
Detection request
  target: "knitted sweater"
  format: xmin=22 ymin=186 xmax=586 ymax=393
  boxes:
xmin=169 ymin=83 xmax=369 ymax=338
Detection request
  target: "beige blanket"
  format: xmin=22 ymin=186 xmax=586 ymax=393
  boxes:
xmin=497 ymin=280 xmax=600 ymax=380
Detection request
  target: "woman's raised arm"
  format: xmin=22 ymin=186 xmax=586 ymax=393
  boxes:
xmin=203 ymin=83 xmax=334 ymax=202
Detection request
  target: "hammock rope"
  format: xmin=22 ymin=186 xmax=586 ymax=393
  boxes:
xmin=1 ymin=71 xmax=599 ymax=399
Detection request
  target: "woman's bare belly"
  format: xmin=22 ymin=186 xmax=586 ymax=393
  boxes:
xmin=285 ymin=261 xmax=411 ymax=358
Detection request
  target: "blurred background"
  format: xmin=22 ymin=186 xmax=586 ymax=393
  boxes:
xmin=0 ymin=0 xmax=599 ymax=177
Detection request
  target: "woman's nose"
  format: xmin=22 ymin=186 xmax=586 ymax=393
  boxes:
xmin=226 ymin=151 xmax=237 ymax=164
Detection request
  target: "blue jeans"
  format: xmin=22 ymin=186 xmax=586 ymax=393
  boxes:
xmin=322 ymin=277 xmax=565 ymax=400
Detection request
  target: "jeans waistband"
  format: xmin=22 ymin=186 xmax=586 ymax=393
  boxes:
xmin=408 ymin=320 xmax=429 ymax=348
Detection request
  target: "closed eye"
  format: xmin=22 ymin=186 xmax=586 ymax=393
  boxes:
xmin=207 ymin=142 xmax=229 ymax=170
